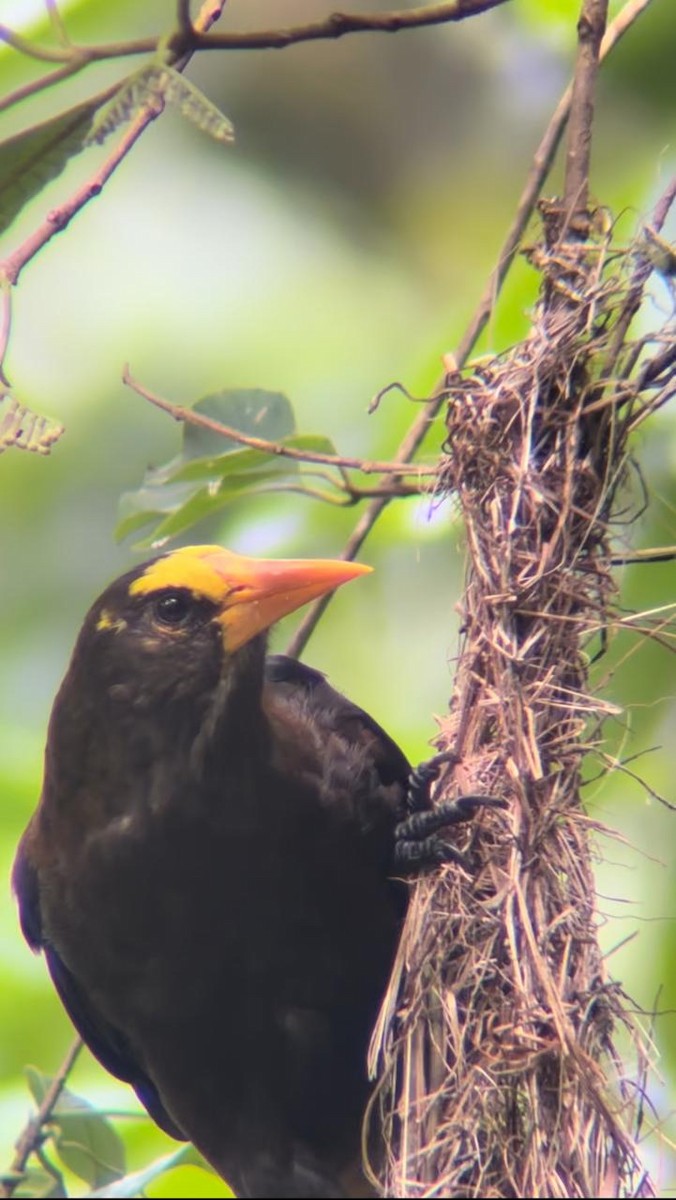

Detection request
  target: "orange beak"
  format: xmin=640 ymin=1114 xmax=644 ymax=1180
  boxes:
xmin=201 ymin=547 xmax=372 ymax=652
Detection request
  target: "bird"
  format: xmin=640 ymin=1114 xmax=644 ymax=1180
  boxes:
xmin=13 ymin=544 xmax=496 ymax=1198
xmin=13 ymin=545 xmax=414 ymax=1198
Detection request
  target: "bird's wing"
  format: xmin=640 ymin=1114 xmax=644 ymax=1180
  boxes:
xmin=265 ymin=653 xmax=411 ymax=794
xmin=12 ymin=840 xmax=186 ymax=1141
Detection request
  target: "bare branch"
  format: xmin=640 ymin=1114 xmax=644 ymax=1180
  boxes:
xmin=0 ymin=22 xmax=76 ymax=62
xmin=0 ymin=0 xmax=228 ymax=381
xmin=0 ymin=60 xmax=86 ymax=115
xmin=176 ymin=0 xmax=193 ymax=37
xmin=123 ymin=367 xmax=436 ymax=479
xmin=286 ymin=0 xmax=657 ymax=659
xmin=190 ymin=0 xmax=512 ymax=51
xmin=1 ymin=88 xmax=155 ymax=291
xmin=563 ymin=0 xmax=608 ymax=223
xmin=44 ymin=0 xmax=71 ymax=48
xmin=0 ymin=1039 xmax=82 ymax=1200
xmin=605 ymin=173 xmax=676 ymax=378
xmin=0 ymin=2 xmax=512 ymax=75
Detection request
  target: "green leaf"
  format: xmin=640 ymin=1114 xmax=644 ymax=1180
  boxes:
xmin=116 ymin=389 xmax=339 ymax=547
xmin=23 ymin=1067 xmax=125 ymax=1188
xmin=87 ymin=1144 xmax=207 ymax=1198
xmin=151 ymin=435 xmax=337 ymax=487
xmin=0 ymin=92 xmax=111 ymax=236
xmin=147 ymin=1161 xmax=232 ymax=1198
xmin=184 ymin=389 xmax=297 ymax=457
xmin=13 ymin=1168 xmax=65 ymax=1198
xmin=116 ymin=479 xmax=198 ymax=543
xmin=156 ymin=67 xmax=234 ymax=145
xmin=86 ymin=65 xmax=165 ymax=146
xmin=123 ymin=469 xmax=290 ymax=551
xmin=53 ymin=1110 xmax=125 ymax=1189
xmin=24 ymin=1064 xmax=51 ymax=1104
xmin=87 ymin=65 xmax=233 ymax=148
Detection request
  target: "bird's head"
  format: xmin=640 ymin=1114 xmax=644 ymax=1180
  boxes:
xmin=64 ymin=545 xmax=371 ymax=723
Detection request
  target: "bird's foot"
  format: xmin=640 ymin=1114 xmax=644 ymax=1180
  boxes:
xmin=395 ymin=752 xmax=506 ymax=871
xmin=405 ymin=750 xmax=458 ymax=813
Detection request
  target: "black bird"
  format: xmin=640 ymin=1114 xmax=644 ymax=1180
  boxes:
xmin=13 ymin=546 xmax=412 ymax=1198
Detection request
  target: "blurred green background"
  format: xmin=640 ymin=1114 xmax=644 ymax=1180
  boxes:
xmin=1 ymin=0 xmax=675 ymax=1195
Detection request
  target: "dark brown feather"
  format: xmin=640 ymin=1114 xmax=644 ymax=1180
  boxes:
xmin=14 ymin=577 xmax=409 ymax=1199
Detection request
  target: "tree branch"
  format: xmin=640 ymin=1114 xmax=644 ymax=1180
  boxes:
xmin=123 ymin=366 xmax=436 ymax=479
xmin=286 ymin=0 xmax=656 ymax=659
xmin=0 ymin=2 xmax=511 ymax=72
xmin=189 ymin=0 xmax=511 ymax=51
xmin=0 ymin=1039 xmax=82 ymax=1200
xmin=0 ymin=0 xmax=228 ymax=379
xmin=563 ymin=0 xmax=608 ymax=223
xmin=0 ymin=60 xmax=86 ymax=116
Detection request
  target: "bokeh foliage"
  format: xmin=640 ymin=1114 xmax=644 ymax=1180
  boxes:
xmin=1 ymin=1 xmax=675 ymax=1194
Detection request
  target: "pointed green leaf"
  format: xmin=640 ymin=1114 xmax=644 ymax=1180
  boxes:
xmin=23 ymin=1066 xmax=126 ymax=1188
xmin=13 ymin=1167 xmax=65 ymax=1198
xmin=125 ymin=470 xmax=290 ymax=551
xmin=116 ymin=388 xmax=340 ymax=546
xmin=24 ymin=1064 xmax=51 ymax=1104
xmin=184 ymin=390 xmax=297 ymax=458
xmin=152 ymin=435 xmax=337 ymax=487
xmin=155 ymin=67 xmax=234 ymax=145
xmin=87 ymin=1144 xmax=206 ymax=1198
xmin=53 ymin=1110 xmax=125 ymax=1188
xmin=0 ymin=92 xmax=112 ymax=236
xmin=86 ymin=65 xmax=233 ymax=148
xmin=117 ymin=479 xmax=197 ymax=535
xmin=86 ymin=65 xmax=166 ymax=146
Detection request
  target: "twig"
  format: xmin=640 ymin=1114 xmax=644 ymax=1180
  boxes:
xmin=0 ymin=60 xmax=86 ymax=116
xmin=123 ymin=366 xmax=436 ymax=478
xmin=189 ymin=0 xmax=510 ymax=51
xmin=0 ymin=1039 xmax=82 ymax=1200
xmin=0 ymin=3 xmax=511 ymax=72
xmin=176 ymin=0 xmax=193 ymax=37
xmin=0 ymin=0 xmax=227 ymax=380
xmin=563 ymin=0 xmax=608 ymax=224
xmin=0 ymin=22 xmax=72 ymax=63
xmin=0 ymin=284 xmax=12 ymax=387
xmin=44 ymin=0 xmax=70 ymax=48
xmin=1 ymin=87 xmax=148 ymax=289
xmin=286 ymin=0 xmax=655 ymax=659
xmin=605 ymin=174 xmax=676 ymax=378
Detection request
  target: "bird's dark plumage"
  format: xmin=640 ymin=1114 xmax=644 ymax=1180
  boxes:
xmin=13 ymin=546 xmax=411 ymax=1198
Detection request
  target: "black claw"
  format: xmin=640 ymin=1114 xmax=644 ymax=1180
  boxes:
xmin=396 ymin=795 xmax=504 ymax=843
xmin=405 ymin=750 xmax=459 ymax=814
xmin=393 ymin=834 xmax=467 ymax=870
xmin=395 ymin=771 xmax=507 ymax=873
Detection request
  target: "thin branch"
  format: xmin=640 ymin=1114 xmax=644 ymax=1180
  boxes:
xmin=605 ymin=173 xmax=676 ymax=378
xmin=0 ymin=2 xmax=511 ymax=74
xmin=44 ymin=0 xmax=71 ymax=48
xmin=0 ymin=0 xmax=227 ymax=381
xmin=1 ymin=95 xmax=158 ymax=289
xmin=0 ymin=22 xmax=75 ymax=62
xmin=0 ymin=284 xmax=12 ymax=387
xmin=123 ymin=366 xmax=436 ymax=478
xmin=0 ymin=60 xmax=86 ymax=116
xmin=0 ymin=1039 xmax=82 ymax=1200
xmin=189 ymin=0 xmax=511 ymax=51
xmin=286 ymin=0 xmax=656 ymax=659
xmin=176 ymin=0 xmax=193 ymax=37
xmin=563 ymin=0 xmax=608 ymax=223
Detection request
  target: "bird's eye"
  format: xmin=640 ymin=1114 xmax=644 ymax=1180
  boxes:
xmin=152 ymin=591 xmax=192 ymax=628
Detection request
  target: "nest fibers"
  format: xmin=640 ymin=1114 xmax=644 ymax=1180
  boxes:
xmin=369 ymin=210 xmax=676 ymax=1198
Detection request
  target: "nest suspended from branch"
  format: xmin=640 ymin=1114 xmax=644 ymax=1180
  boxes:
xmin=369 ymin=203 xmax=675 ymax=1198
